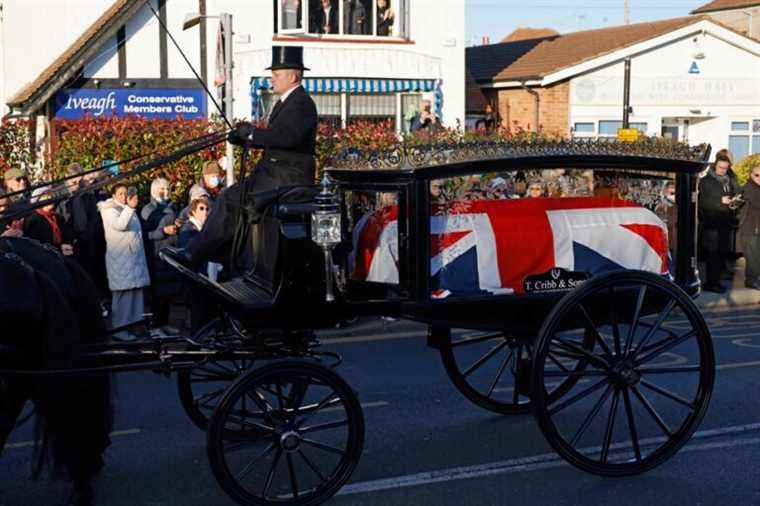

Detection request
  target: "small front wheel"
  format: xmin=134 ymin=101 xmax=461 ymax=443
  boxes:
xmin=208 ymin=361 xmax=364 ymax=506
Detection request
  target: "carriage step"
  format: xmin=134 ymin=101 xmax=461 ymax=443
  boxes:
xmin=218 ymin=278 xmax=273 ymax=309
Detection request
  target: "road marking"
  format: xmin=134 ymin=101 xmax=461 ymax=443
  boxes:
xmin=338 ymin=423 xmax=760 ymax=496
xmin=717 ymin=359 xmax=760 ymax=370
xmin=5 ymin=428 xmax=141 ymax=450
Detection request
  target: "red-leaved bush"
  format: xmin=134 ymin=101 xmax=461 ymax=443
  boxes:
xmin=4 ymin=115 xmax=529 ymax=205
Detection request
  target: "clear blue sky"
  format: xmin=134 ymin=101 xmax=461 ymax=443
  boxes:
xmin=466 ymin=0 xmax=706 ymax=45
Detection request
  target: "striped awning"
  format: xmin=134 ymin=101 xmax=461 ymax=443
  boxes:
xmin=250 ymin=77 xmax=443 ymax=122
xmin=252 ymin=77 xmax=437 ymax=94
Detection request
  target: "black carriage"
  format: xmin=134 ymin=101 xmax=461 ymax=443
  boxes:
xmin=2 ymin=138 xmax=715 ymax=506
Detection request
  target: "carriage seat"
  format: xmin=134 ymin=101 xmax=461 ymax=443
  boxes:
xmin=159 ymin=247 xmax=273 ymax=310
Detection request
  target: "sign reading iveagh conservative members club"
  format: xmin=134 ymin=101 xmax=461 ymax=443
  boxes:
xmin=53 ymin=88 xmax=207 ymax=120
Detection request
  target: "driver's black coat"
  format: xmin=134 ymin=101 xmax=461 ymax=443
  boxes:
xmin=188 ymin=85 xmax=318 ymax=271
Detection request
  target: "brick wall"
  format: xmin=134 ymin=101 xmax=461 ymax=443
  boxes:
xmin=495 ymin=81 xmax=570 ymax=137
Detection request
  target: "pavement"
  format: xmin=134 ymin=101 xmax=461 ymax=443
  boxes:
xmin=695 ymin=257 xmax=760 ymax=310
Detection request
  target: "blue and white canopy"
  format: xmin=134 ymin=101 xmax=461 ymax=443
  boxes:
xmin=250 ymin=77 xmax=443 ymax=121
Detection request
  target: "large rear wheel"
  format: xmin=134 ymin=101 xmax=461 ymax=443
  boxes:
xmin=532 ymin=271 xmax=714 ymax=476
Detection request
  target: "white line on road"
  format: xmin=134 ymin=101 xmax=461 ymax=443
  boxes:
xmin=338 ymin=423 xmax=760 ymax=496
xmin=5 ymin=428 xmax=142 ymax=450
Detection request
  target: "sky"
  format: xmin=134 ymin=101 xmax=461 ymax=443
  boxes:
xmin=466 ymin=0 xmax=708 ymax=45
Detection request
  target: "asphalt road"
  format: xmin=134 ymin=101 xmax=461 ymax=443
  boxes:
xmin=2 ymin=307 xmax=760 ymax=506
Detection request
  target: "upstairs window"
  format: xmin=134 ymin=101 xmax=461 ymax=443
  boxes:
xmin=275 ymin=0 xmax=409 ymax=38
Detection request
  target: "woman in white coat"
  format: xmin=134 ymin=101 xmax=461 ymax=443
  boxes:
xmin=98 ymin=183 xmax=150 ymax=340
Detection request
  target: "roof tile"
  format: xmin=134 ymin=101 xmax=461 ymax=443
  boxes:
xmin=494 ymin=16 xmax=704 ymax=82
xmin=692 ymin=0 xmax=760 ymax=14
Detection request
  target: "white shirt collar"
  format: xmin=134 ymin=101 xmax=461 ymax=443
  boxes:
xmin=280 ymin=84 xmax=301 ymax=103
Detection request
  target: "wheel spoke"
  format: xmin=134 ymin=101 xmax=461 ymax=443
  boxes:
xmin=462 ymin=341 xmax=509 ymax=378
xmin=600 ymin=390 xmax=621 ymax=464
xmin=286 ymin=453 xmax=299 ymax=499
xmin=640 ymin=380 xmax=696 ymax=410
xmin=607 ymin=287 xmax=621 ymax=356
xmin=543 ymin=369 xmax=609 ymax=378
xmin=276 ymin=382 xmax=285 ymax=411
xmin=235 ymin=443 xmax=277 ymax=481
xmin=451 ymin=333 xmax=503 ymax=348
xmin=246 ymin=389 xmax=275 ymax=413
xmin=512 ymin=349 xmax=521 ymax=404
xmin=552 ymin=339 xmax=609 ymax=370
xmin=578 ymin=304 xmax=614 ymax=359
xmin=631 ymin=386 xmax=672 ymax=436
xmin=635 ymin=330 xmax=697 ymax=366
xmin=486 ymin=349 xmax=513 ymax=398
xmin=288 ymin=378 xmax=311 ymax=412
xmin=300 ymin=438 xmax=346 ymax=456
xmin=296 ymin=393 xmax=342 ymax=428
xmin=193 ymin=388 xmax=225 ymax=409
xmin=300 ymin=419 xmax=348 ymax=434
xmin=262 ymin=447 xmax=283 ymax=498
xmin=622 ymin=390 xmax=642 ymax=462
xmin=631 ymin=299 xmax=677 ymax=358
xmin=298 ymin=449 xmax=327 ymax=483
xmin=624 ymin=286 xmax=647 ymax=356
xmin=546 ymin=352 xmax=569 ymax=372
xmin=548 ymin=377 xmax=609 ymax=415
xmin=225 ymin=413 xmax=275 ymax=433
xmin=570 ymin=383 xmax=614 ymax=446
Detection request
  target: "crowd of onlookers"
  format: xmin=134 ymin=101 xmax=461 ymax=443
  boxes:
xmin=0 ymin=160 xmax=227 ymax=341
xmin=2 ymin=146 xmax=760 ymax=338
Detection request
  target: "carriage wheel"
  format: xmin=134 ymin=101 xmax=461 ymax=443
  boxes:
xmin=208 ymin=361 xmax=364 ymax=506
xmin=532 ymin=271 xmax=714 ymax=476
xmin=440 ymin=328 xmax=594 ymax=414
xmin=178 ymin=317 xmax=254 ymax=432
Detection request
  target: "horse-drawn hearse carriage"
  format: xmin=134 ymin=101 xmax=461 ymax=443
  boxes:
xmin=1 ymin=137 xmax=715 ymax=505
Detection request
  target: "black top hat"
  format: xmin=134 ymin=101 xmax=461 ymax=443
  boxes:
xmin=266 ymin=46 xmax=310 ymax=71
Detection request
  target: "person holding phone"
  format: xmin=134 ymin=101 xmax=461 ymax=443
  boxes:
xmin=98 ymin=184 xmax=150 ymax=341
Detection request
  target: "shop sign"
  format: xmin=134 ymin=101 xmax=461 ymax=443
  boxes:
xmin=52 ymin=88 xmax=207 ymax=119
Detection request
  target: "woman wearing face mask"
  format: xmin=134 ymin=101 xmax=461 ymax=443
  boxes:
xmin=140 ymin=177 xmax=182 ymax=335
xmin=189 ymin=161 xmax=223 ymax=211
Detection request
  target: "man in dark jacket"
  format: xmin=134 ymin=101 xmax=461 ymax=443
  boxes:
xmin=188 ymin=46 xmax=317 ymax=275
xmin=699 ymin=154 xmax=739 ymax=292
xmin=311 ymin=0 xmax=339 ymax=34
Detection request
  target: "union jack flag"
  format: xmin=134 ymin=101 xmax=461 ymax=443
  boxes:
xmin=351 ymin=197 xmax=669 ymax=297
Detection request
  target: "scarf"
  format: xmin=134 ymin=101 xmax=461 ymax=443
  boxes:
xmin=35 ymin=208 xmax=62 ymax=245
xmin=189 ymin=216 xmax=204 ymax=232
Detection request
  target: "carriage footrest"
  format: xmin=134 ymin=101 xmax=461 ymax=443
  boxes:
xmin=218 ymin=278 xmax=273 ymax=309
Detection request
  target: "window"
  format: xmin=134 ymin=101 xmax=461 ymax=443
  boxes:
xmin=598 ymin=120 xmax=622 ymax=136
xmin=573 ymin=122 xmax=594 ymax=134
xmin=313 ymin=93 xmax=342 ymax=128
xmin=729 ymin=120 xmax=760 ymax=160
xmin=348 ymin=93 xmax=396 ymax=126
xmin=598 ymin=120 xmax=647 ymax=137
xmin=275 ymin=0 xmax=408 ymax=38
xmin=401 ymin=93 xmax=422 ymax=133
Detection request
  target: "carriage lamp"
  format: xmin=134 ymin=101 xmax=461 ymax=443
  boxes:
xmin=311 ymin=173 xmax=342 ymax=302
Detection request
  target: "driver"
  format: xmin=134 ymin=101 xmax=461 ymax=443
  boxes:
xmin=188 ymin=45 xmax=317 ymax=269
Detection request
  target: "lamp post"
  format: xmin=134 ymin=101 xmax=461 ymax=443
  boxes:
xmin=183 ymin=12 xmax=235 ymax=187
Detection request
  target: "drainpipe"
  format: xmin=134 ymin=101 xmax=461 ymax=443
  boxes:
xmin=520 ymin=82 xmax=540 ymax=133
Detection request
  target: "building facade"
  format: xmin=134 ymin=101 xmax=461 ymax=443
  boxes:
xmin=468 ymin=16 xmax=760 ymax=161
xmin=1 ymin=0 xmax=465 ymax=139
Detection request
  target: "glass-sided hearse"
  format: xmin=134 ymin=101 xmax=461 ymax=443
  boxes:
xmin=168 ymin=138 xmax=714 ymax=504
xmin=2 ymin=138 xmax=716 ymax=506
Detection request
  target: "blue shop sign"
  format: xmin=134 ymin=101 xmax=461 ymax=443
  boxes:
xmin=53 ymin=88 xmax=207 ymax=119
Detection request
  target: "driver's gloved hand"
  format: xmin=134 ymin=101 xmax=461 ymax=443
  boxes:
xmin=228 ymin=123 xmax=254 ymax=147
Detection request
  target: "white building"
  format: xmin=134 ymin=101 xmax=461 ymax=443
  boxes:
xmin=0 ymin=0 xmax=465 ymax=149
xmin=468 ymin=16 xmax=760 ymax=161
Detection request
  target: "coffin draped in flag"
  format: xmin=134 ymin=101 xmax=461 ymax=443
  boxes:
xmin=351 ymin=197 xmax=669 ymax=296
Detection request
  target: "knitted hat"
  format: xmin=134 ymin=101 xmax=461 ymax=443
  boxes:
xmin=202 ymin=160 xmax=222 ymax=176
